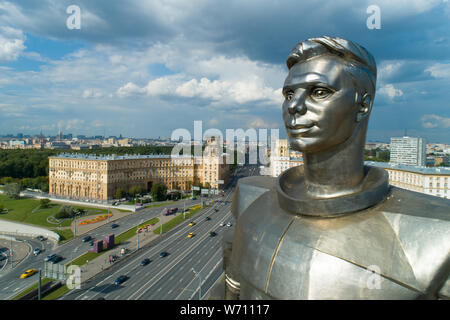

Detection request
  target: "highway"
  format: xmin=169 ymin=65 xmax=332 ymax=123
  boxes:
xmin=0 ymin=165 xmax=258 ymax=300
xmin=61 ymin=165 xmax=258 ymax=300
xmin=0 ymin=198 xmax=201 ymax=300
xmin=61 ymin=188 xmax=234 ymax=300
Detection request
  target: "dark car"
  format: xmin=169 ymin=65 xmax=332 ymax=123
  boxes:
xmin=50 ymin=255 xmax=63 ymax=264
xmin=89 ymin=240 xmax=94 ymax=246
xmin=82 ymin=235 xmax=92 ymax=242
xmin=140 ymin=258 xmax=151 ymax=266
xmin=114 ymin=275 xmax=128 ymax=285
xmin=37 ymin=236 xmax=46 ymax=241
xmin=205 ymin=216 xmax=211 ymax=221
xmin=209 ymin=231 xmax=217 ymax=237
xmin=214 ymin=208 xmax=219 ymax=212
xmin=111 ymin=223 xmax=119 ymax=229
xmin=159 ymin=251 xmax=168 ymax=258
xmin=44 ymin=253 xmax=56 ymax=262
xmin=192 ymin=197 xmax=197 ymax=200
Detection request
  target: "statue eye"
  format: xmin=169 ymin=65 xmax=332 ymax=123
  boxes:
xmin=311 ymin=87 xmax=332 ymax=99
xmin=285 ymin=90 xmax=294 ymax=101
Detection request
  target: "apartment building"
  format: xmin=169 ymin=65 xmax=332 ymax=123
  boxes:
xmin=48 ymin=151 xmax=229 ymax=201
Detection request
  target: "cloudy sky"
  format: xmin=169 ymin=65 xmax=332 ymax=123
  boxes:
xmin=0 ymin=0 xmax=449 ymax=143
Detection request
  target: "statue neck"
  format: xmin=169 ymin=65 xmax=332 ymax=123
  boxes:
xmin=303 ymin=123 xmax=367 ymax=199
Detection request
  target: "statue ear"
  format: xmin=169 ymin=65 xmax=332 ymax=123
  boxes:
xmin=356 ymin=93 xmax=372 ymax=122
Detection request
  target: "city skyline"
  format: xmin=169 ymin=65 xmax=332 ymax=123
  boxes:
xmin=0 ymin=1 xmax=450 ymax=143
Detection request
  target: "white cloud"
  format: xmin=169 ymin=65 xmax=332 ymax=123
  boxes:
xmin=378 ymin=61 xmax=405 ymax=81
xmin=421 ymin=114 xmax=450 ymax=128
xmin=82 ymin=89 xmax=104 ymax=99
xmin=248 ymin=117 xmax=270 ymax=129
xmin=425 ymin=63 xmax=450 ymax=79
xmin=0 ymin=26 xmax=26 ymax=61
xmin=118 ymin=75 xmax=282 ymax=107
xmin=378 ymin=84 xmax=404 ymax=99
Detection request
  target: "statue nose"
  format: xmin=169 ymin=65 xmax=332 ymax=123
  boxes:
xmin=288 ymin=90 xmax=307 ymax=115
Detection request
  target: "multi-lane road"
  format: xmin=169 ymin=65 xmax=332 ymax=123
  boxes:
xmin=0 ymin=199 xmax=201 ymax=300
xmin=0 ymin=164 xmax=259 ymax=300
xmin=62 ymin=191 xmax=234 ymax=300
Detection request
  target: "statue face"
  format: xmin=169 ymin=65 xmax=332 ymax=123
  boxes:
xmin=282 ymin=55 xmax=362 ymax=154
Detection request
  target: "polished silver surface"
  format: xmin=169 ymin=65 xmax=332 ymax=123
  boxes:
xmin=220 ymin=36 xmax=450 ymax=300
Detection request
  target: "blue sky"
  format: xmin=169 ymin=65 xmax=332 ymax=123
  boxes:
xmin=0 ymin=0 xmax=449 ymax=143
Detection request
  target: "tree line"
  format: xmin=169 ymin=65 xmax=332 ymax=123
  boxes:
xmin=0 ymin=146 xmax=174 ymax=192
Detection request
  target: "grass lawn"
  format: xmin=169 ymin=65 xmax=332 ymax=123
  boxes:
xmin=42 ymin=284 xmax=70 ymax=300
xmin=0 ymin=194 xmax=107 ymax=228
xmin=153 ymin=205 xmax=204 ymax=235
xmin=53 ymin=229 xmax=74 ymax=243
xmin=12 ymin=277 xmax=52 ymax=300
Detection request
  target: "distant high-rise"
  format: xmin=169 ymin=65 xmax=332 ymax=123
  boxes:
xmin=390 ymin=136 xmax=426 ymax=166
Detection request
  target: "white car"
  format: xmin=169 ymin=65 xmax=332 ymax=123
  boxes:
xmin=226 ymin=222 xmax=232 ymax=227
xmin=220 ymin=222 xmax=225 ymax=227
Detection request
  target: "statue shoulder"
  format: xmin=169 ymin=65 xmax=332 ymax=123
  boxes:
xmin=231 ymin=176 xmax=276 ymax=219
xmin=378 ymin=187 xmax=450 ymax=298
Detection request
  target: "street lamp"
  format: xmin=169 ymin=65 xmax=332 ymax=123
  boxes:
xmin=192 ymin=268 xmax=202 ymax=300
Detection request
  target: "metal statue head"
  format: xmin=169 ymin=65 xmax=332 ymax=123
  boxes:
xmin=282 ymin=36 xmax=377 ymax=154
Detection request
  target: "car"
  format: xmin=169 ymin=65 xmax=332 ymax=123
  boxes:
xmin=140 ymin=258 xmax=151 ymax=266
xmin=50 ymin=255 xmax=63 ymax=264
xmin=33 ymin=248 xmax=41 ymax=256
xmin=111 ymin=223 xmax=119 ymax=229
xmin=220 ymin=222 xmax=225 ymax=227
xmin=114 ymin=275 xmax=128 ymax=285
xmin=227 ymin=222 xmax=232 ymax=227
xmin=159 ymin=251 xmax=168 ymax=258
xmin=44 ymin=253 xmax=56 ymax=262
xmin=209 ymin=231 xmax=217 ymax=237
xmin=36 ymin=235 xmax=46 ymax=241
xmin=188 ymin=221 xmax=196 ymax=226
xmin=192 ymin=197 xmax=197 ymax=200
xmin=89 ymin=239 xmax=94 ymax=246
xmin=214 ymin=208 xmax=219 ymax=212
xmin=205 ymin=217 xmax=211 ymax=221
xmin=187 ymin=232 xmax=195 ymax=238
xmin=20 ymin=269 xmax=37 ymax=279
xmin=82 ymin=235 xmax=92 ymax=242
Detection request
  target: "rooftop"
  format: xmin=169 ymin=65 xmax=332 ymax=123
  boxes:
xmin=49 ymin=152 xmax=196 ymax=161
xmin=366 ymin=161 xmax=450 ymax=175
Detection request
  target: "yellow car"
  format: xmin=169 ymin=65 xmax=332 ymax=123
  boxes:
xmin=188 ymin=221 xmax=196 ymax=226
xmin=187 ymin=232 xmax=195 ymax=238
xmin=20 ymin=269 xmax=37 ymax=279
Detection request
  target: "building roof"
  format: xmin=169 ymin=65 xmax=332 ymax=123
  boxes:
xmin=49 ymin=153 xmax=197 ymax=161
xmin=366 ymin=161 xmax=450 ymax=176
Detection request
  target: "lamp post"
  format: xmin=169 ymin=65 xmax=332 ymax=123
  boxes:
xmin=192 ymin=268 xmax=202 ymax=300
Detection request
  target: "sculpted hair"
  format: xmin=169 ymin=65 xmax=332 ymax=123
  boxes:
xmin=286 ymin=36 xmax=377 ymax=91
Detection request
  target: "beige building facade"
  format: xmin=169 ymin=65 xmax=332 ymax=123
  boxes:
xmin=367 ymin=161 xmax=450 ymax=199
xmin=49 ymin=152 xmax=229 ymax=201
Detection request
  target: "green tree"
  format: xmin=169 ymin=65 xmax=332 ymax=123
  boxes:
xmin=4 ymin=183 xmax=21 ymax=199
xmin=151 ymin=182 xmax=167 ymax=202
xmin=128 ymin=185 xmax=143 ymax=197
xmin=55 ymin=205 xmax=74 ymax=219
xmin=39 ymin=198 xmax=51 ymax=208
xmin=114 ymin=187 xmax=124 ymax=199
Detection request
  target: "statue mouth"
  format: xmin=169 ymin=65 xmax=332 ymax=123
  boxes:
xmin=287 ymin=123 xmax=315 ymax=135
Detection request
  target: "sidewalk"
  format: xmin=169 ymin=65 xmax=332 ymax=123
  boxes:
xmin=75 ymin=208 xmax=198 ymax=284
